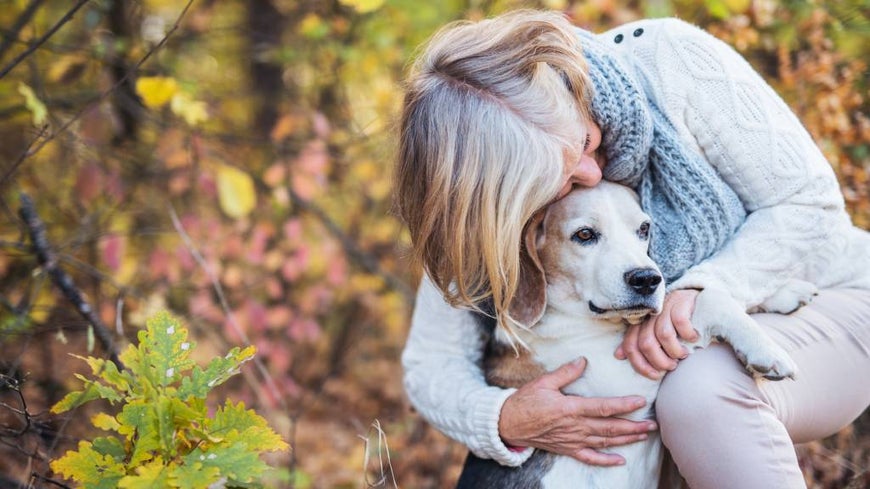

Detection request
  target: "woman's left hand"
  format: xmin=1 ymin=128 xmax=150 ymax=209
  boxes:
xmin=615 ymin=289 xmax=701 ymax=379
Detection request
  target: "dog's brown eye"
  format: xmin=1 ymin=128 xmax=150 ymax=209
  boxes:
xmin=638 ymin=222 xmax=650 ymax=240
xmin=572 ymin=227 xmax=598 ymax=244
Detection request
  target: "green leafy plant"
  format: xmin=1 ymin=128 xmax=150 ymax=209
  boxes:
xmin=49 ymin=312 xmax=288 ymax=488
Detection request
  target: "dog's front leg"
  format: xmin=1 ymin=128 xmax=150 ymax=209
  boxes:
xmin=688 ymin=288 xmax=798 ymax=381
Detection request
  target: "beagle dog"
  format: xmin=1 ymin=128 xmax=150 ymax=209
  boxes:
xmin=456 ymin=181 xmax=801 ymax=489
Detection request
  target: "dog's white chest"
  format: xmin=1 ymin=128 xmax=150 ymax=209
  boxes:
xmin=519 ymin=321 xmax=664 ymax=488
xmin=541 ymin=440 xmax=663 ymax=489
xmin=525 ymin=322 xmax=660 ymax=420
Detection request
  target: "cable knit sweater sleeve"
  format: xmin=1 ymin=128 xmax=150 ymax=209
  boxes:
xmin=608 ymin=18 xmax=850 ymax=307
xmin=401 ymin=275 xmax=534 ymax=466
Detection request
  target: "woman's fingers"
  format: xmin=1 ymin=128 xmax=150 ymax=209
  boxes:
xmin=638 ymin=319 xmax=678 ymax=371
xmin=621 ymin=323 xmax=663 ymax=379
xmin=583 ymin=433 xmax=650 ymax=449
xmin=498 ymin=359 xmax=656 ymax=457
xmin=573 ymin=448 xmax=626 ymax=466
xmin=653 ymin=312 xmax=688 ymax=361
xmin=580 ymin=415 xmax=657 ymax=437
xmin=619 ymin=289 xmax=702 ymax=375
xmin=567 ymin=395 xmax=647 ymax=419
xmin=535 ymin=357 xmax=587 ymax=390
xmin=668 ymin=289 xmax=700 ymax=342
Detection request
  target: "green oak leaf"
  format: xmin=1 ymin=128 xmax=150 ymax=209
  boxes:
xmin=90 ymin=436 xmax=127 ymax=462
xmin=208 ymin=401 xmax=289 ymax=452
xmin=139 ymin=312 xmax=196 ymax=388
xmin=169 ymin=461 xmax=223 ymax=489
xmin=177 ymin=345 xmax=255 ymax=400
xmin=117 ymin=400 xmax=160 ymax=466
xmin=183 ymin=443 xmax=269 ymax=484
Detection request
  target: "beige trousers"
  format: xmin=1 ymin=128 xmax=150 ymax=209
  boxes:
xmin=657 ymin=288 xmax=870 ymax=489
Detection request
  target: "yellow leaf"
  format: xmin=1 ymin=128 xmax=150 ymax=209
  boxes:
xmin=216 ymin=164 xmax=257 ymax=219
xmin=348 ymin=273 xmax=384 ymax=293
xmin=299 ymin=13 xmax=329 ymax=39
xmin=338 ymin=0 xmax=384 ymax=14
xmin=135 ymin=76 xmax=178 ymax=108
xmin=170 ymin=92 xmax=208 ymax=126
xmin=48 ymin=54 xmax=87 ymax=83
xmin=17 ymin=83 xmax=47 ymax=126
xmin=29 ymin=286 xmax=56 ymax=323
xmin=92 ymin=412 xmax=121 ymax=432
xmin=723 ymin=0 xmax=750 ymax=13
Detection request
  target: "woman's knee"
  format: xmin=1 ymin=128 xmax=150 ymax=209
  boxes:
xmin=656 ymin=343 xmax=762 ymax=433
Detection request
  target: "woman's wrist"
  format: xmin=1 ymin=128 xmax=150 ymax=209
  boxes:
xmin=472 ymin=385 xmax=534 ymax=466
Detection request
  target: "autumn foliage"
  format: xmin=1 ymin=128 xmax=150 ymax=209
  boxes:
xmin=50 ymin=312 xmax=287 ymax=488
xmin=0 ymin=0 xmax=867 ymax=488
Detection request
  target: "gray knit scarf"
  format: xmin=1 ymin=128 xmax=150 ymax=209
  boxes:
xmin=575 ymin=28 xmax=746 ymax=283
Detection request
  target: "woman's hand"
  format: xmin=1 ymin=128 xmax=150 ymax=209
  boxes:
xmin=498 ymin=357 xmax=658 ymax=466
xmin=615 ymin=289 xmax=701 ymax=379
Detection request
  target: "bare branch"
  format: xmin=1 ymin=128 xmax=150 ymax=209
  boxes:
xmin=0 ymin=0 xmax=89 ymax=80
xmin=17 ymin=193 xmax=123 ymax=370
xmin=1 ymin=125 xmax=47 ymax=192
xmin=30 ymin=472 xmax=72 ymax=489
xmin=0 ymin=0 xmax=46 ymax=63
xmin=0 ymin=375 xmax=31 ymax=438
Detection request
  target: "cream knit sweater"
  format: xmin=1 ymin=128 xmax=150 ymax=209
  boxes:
xmin=401 ymin=18 xmax=868 ymax=467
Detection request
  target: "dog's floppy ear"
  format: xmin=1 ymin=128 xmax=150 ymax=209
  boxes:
xmin=509 ymin=210 xmax=547 ymax=327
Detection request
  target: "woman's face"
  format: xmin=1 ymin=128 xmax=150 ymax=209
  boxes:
xmin=555 ymin=120 xmax=605 ymax=200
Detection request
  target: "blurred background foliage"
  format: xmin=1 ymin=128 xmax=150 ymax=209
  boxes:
xmin=0 ymin=0 xmax=867 ymax=487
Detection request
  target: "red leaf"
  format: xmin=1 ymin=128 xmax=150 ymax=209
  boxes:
xmin=283 ymin=219 xmax=303 ymax=243
xmin=75 ymin=163 xmax=103 ymax=203
xmin=101 ymin=235 xmax=124 ymax=271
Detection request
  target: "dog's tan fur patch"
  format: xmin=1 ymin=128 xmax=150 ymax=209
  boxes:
xmin=483 ymin=341 xmax=546 ymax=389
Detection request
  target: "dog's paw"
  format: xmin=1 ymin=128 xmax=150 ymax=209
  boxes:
xmin=733 ymin=340 xmax=798 ymax=381
xmin=754 ymin=280 xmax=818 ymax=315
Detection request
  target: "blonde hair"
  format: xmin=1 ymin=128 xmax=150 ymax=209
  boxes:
xmin=395 ymin=10 xmax=592 ymax=339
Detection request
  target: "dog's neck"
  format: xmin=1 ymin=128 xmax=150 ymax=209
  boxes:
xmin=528 ymin=304 xmax=627 ymax=341
xmin=510 ymin=305 xmax=660 ymax=422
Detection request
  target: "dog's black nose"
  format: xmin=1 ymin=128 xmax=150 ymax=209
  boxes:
xmin=625 ymin=268 xmax=662 ymax=296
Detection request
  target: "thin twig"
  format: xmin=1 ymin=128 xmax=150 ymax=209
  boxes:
xmin=1 ymin=125 xmax=47 ymax=191
xmin=0 ymin=0 xmax=89 ymax=80
xmin=0 ymin=375 xmax=31 ymax=437
xmin=359 ymin=420 xmax=399 ymax=489
xmin=167 ymin=204 xmax=287 ymax=412
xmin=810 ymin=443 xmax=864 ymax=474
xmin=30 ymin=472 xmax=72 ymax=489
xmin=0 ymin=0 xmax=46 ymax=63
xmin=18 ymin=193 xmax=123 ymax=369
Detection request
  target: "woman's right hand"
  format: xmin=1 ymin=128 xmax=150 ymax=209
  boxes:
xmin=498 ymin=357 xmax=657 ymax=466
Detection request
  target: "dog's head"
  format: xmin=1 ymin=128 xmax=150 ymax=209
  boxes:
xmin=510 ymin=181 xmax=665 ymax=327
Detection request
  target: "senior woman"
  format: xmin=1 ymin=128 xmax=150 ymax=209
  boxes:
xmin=395 ymin=10 xmax=870 ymax=488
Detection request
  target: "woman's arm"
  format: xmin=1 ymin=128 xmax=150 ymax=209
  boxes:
xmin=403 ymin=275 xmax=658 ymax=466
xmin=608 ymin=18 xmax=854 ymax=375
xmin=611 ymin=18 xmax=850 ymax=308
xmin=402 ymin=276 xmax=532 ymax=466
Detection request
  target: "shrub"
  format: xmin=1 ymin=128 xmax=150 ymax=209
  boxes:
xmin=49 ymin=312 xmax=288 ymax=488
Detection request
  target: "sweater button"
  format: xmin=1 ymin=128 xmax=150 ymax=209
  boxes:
xmin=614 ymin=33 xmax=624 ymax=43
xmin=633 ymin=28 xmax=644 ymax=37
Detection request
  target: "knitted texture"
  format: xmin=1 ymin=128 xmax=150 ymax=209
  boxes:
xmin=575 ymin=28 xmax=746 ymax=283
